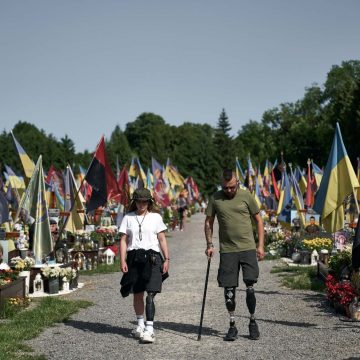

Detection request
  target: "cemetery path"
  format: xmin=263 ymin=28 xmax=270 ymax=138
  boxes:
xmin=27 ymin=213 xmax=360 ymax=360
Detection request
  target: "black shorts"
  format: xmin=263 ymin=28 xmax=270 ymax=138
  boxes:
xmin=128 ymin=252 xmax=164 ymax=294
xmin=217 ymin=250 xmax=259 ymax=288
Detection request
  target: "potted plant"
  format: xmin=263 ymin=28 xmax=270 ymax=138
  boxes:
xmin=0 ymin=269 xmax=25 ymax=308
xmin=41 ymin=266 xmax=61 ymax=294
xmin=325 ymin=274 xmax=357 ymax=316
xmin=328 ymin=249 xmax=352 ymax=280
xmin=10 ymin=256 xmax=35 ymax=295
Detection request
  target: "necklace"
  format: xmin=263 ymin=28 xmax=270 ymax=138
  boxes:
xmin=135 ymin=211 xmax=147 ymax=241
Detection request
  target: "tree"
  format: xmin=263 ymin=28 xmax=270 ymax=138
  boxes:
xmin=213 ymin=109 xmax=235 ymax=169
xmin=107 ymin=125 xmax=132 ymax=170
xmin=323 ymin=60 xmax=360 ymax=164
xmin=124 ymin=112 xmax=173 ymax=168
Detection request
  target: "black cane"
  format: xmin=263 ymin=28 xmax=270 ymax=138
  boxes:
xmin=197 ymin=257 xmax=211 ymax=341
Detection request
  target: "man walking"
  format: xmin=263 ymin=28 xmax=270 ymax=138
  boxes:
xmin=204 ymin=169 xmax=264 ymax=341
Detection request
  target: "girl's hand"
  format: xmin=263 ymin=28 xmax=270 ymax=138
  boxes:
xmin=121 ymin=261 xmax=128 ymax=273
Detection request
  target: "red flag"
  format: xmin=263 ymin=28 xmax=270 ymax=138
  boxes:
xmin=271 ymin=170 xmax=280 ymax=200
xmin=85 ymin=136 xmax=120 ymax=212
xmin=118 ymin=166 xmax=130 ymax=207
xmin=185 ymin=176 xmax=199 ymax=200
xmin=305 ymin=164 xmax=314 ymax=208
xmin=46 ymin=165 xmax=65 ymax=197
xmin=153 ymin=178 xmax=171 ymax=208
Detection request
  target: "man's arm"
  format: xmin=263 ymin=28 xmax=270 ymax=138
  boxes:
xmin=253 ymin=212 xmax=265 ymax=260
xmin=204 ymin=215 xmax=215 ymax=258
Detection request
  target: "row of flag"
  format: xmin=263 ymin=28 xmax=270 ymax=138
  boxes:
xmin=238 ymin=123 xmax=359 ymax=235
xmin=0 ymin=134 xmax=200 ymax=232
xmin=1 ymin=123 xmax=360 ymax=268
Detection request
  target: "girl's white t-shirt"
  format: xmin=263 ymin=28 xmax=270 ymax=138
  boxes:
xmin=119 ymin=211 xmax=167 ymax=252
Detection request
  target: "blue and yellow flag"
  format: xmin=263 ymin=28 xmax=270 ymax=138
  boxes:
xmin=11 ymin=132 xmax=35 ymax=179
xmin=129 ymin=157 xmax=147 ymax=183
xmin=289 ymin=166 xmax=306 ymax=228
xmin=64 ymin=165 xmax=85 ymax=233
xmin=313 ymin=123 xmax=359 ymax=233
xmin=4 ymin=165 xmax=26 ymax=190
xmin=295 ymin=166 xmax=307 ymax=195
xmin=277 ymin=170 xmax=292 ymax=227
xmin=20 ymin=156 xmax=53 ymax=263
xmin=312 ymin=161 xmax=323 ymax=188
xmin=151 ymin=157 xmax=163 ymax=187
xmin=235 ymin=157 xmax=245 ymax=184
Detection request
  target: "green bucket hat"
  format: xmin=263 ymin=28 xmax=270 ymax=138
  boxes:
xmin=132 ymin=188 xmax=153 ymax=201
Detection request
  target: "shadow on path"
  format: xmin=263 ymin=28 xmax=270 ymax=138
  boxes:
xmin=64 ymin=319 xmax=133 ymax=339
xmin=64 ymin=319 xmax=222 ymax=341
xmin=155 ymin=320 xmax=223 ymax=340
xmin=237 ymin=315 xmax=317 ymax=328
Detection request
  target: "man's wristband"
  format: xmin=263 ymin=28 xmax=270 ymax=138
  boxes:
xmin=164 ymin=258 xmax=170 ymax=261
xmin=207 ymin=243 xmax=214 ymax=249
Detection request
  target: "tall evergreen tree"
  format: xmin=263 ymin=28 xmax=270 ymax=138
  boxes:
xmin=213 ymin=108 xmax=234 ymax=170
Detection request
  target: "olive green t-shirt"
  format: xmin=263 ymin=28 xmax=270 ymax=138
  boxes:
xmin=206 ymin=188 xmax=260 ymax=253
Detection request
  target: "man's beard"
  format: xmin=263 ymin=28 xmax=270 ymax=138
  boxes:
xmin=225 ymin=192 xmax=236 ymax=199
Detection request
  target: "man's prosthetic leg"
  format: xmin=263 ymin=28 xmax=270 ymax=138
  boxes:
xmin=224 ymin=287 xmax=238 ymax=341
xmin=245 ymin=281 xmax=260 ymax=340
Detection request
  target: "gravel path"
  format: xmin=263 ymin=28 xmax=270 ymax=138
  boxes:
xmin=27 ymin=213 xmax=360 ymax=360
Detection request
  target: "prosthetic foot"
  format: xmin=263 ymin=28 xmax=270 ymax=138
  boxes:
xmin=249 ymin=319 xmax=260 ymax=340
xmin=224 ymin=326 xmax=238 ymax=341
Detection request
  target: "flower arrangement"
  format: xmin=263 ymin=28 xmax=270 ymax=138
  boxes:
xmin=0 ymin=269 xmax=18 ymax=286
xmin=41 ymin=266 xmax=61 ymax=278
xmin=328 ymin=249 xmax=352 ymax=279
xmin=59 ymin=267 xmax=77 ymax=280
xmin=10 ymin=256 xmax=35 ymax=271
xmin=302 ymin=237 xmax=333 ymax=253
xmin=325 ymin=274 xmax=357 ymax=306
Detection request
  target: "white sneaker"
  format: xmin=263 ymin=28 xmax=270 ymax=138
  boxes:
xmin=141 ymin=329 xmax=155 ymax=343
xmin=132 ymin=325 xmax=145 ymax=339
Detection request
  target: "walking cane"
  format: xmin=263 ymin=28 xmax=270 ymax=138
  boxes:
xmin=197 ymin=257 xmax=211 ymax=341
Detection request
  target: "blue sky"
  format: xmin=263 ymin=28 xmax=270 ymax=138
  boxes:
xmin=1 ymin=0 xmax=360 ymax=153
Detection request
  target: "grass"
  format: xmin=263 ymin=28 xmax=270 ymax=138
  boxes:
xmin=0 ymin=297 xmax=92 ymax=360
xmin=271 ymin=265 xmax=326 ymax=292
xmin=79 ymin=257 xmax=121 ymax=275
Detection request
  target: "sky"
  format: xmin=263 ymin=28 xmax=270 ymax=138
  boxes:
xmin=1 ymin=0 xmax=360 ymax=153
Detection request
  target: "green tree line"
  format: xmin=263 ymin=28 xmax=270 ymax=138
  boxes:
xmin=1 ymin=60 xmax=360 ymax=195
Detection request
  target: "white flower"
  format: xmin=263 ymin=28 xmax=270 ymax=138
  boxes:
xmin=41 ymin=265 xmax=61 ymax=278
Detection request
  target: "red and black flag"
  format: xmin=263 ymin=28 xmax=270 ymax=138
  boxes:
xmin=85 ymin=136 xmax=120 ymax=212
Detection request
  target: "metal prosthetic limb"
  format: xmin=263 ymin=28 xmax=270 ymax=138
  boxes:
xmin=145 ymin=292 xmax=156 ymax=321
xmin=246 ymin=286 xmax=256 ymax=319
xmin=224 ymin=287 xmax=236 ymax=312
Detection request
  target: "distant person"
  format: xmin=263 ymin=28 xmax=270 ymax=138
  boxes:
xmin=177 ymin=193 xmax=187 ymax=231
xmin=204 ymin=169 xmax=264 ymax=341
xmin=305 ymin=216 xmax=320 ymax=234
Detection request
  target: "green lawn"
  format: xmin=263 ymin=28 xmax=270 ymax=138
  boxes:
xmin=79 ymin=257 xmax=121 ymax=275
xmin=0 ymin=297 xmax=92 ymax=360
xmin=271 ymin=265 xmax=325 ymax=292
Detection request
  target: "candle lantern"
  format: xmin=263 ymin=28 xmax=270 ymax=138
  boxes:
xmin=33 ymin=273 xmax=44 ymax=293
xmin=103 ymin=248 xmax=115 ymax=265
